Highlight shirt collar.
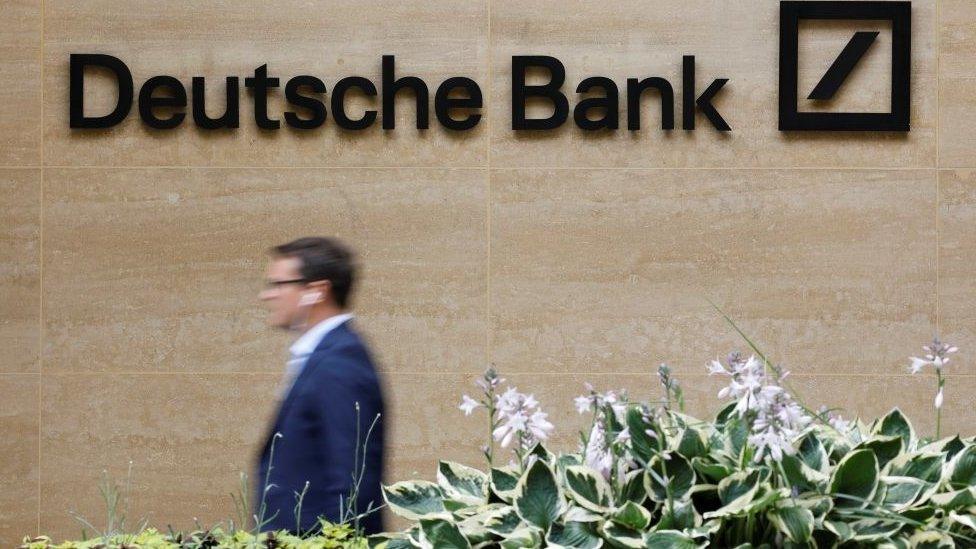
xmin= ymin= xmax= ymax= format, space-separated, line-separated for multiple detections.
xmin=289 ymin=313 xmax=354 ymax=358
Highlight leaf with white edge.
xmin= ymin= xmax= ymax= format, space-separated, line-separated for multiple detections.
xmin=704 ymin=485 xmax=785 ymax=520
xmin=600 ymin=521 xmax=643 ymax=548
xmin=437 ymin=461 xmax=487 ymax=506
xmin=646 ymin=453 xmax=695 ymax=502
xmin=500 ymin=526 xmax=542 ymax=549
xmin=716 ymin=469 xmax=762 ymax=506
xmin=824 ymin=520 xmax=854 ymax=543
xmin=383 ymin=481 xmax=448 ymax=520
xmin=779 ymin=454 xmax=818 ymax=493
xmin=619 ymin=469 xmax=647 ymax=505
xmin=908 ymin=530 xmax=955 ymax=548
xmin=798 ymin=433 xmax=828 ymax=473
xmin=920 ymin=435 xmax=965 ymax=458
xmin=642 ymin=530 xmax=701 ymax=549
xmin=768 ymin=504 xmax=814 ymax=544
xmin=456 ymin=506 xmax=505 ymax=545
xmin=829 ymin=449 xmax=879 ymax=509
xmin=948 ymin=445 xmax=976 ymax=489
xmin=723 ymin=417 xmax=749 ymax=460
xmin=876 ymin=538 xmax=912 ymax=549
xmin=490 ymin=467 xmax=520 ymax=503
xmin=564 ymin=465 xmax=612 ymax=512
xmin=564 ymin=505 xmax=603 ymax=523
xmin=691 ymin=457 xmax=732 ymax=483
xmin=675 ymin=428 xmax=708 ymax=459
xmin=885 ymin=452 xmax=944 ymax=483
xmin=929 ymin=486 xmax=976 ymax=509
xmin=528 ymin=441 xmax=555 ymax=463
xmin=849 ymin=520 xmax=904 ymax=543
xmin=657 ymin=499 xmax=700 ymax=531
xmin=483 ymin=505 xmax=521 ymax=536
xmin=626 ymin=407 xmax=660 ymax=462
xmin=514 ymin=459 xmax=563 ymax=531
xmin=546 ymin=521 xmax=603 ymax=549
xmin=610 ymin=501 xmax=651 ymax=531
xmin=796 ymin=494 xmax=833 ymax=521
xmin=418 ymin=518 xmax=471 ymax=549
xmin=874 ymin=408 xmax=915 ymax=450
xmin=949 ymin=511 xmax=976 ymax=532
xmin=368 ymin=534 xmax=416 ymax=549
xmin=855 ymin=435 xmax=904 ymax=469
xmin=880 ymin=476 xmax=926 ymax=510
xmin=405 ymin=526 xmax=429 ymax=549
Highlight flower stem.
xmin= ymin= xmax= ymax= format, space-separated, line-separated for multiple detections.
xmin=935 ymin=369 xmax=944 ymax=440
xmin=485 ymin=388 xmax=496 ymax=469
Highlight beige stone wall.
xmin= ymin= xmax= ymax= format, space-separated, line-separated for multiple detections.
xmin=1 ymin=0 xmax=975 ymax=544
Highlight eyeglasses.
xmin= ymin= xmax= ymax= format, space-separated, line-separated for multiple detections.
xmin=264 ymin=278 xmax=306 ymax=289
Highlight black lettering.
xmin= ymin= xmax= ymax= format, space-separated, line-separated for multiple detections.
xmin=69 ymin=53 xmax=133 ymax=128
xmin=573 ymin=76 xmax=618 ymax=131
xmin=626 ymin=77 xmax=674 ymax=130
xmin=138 ymin=75 xmax=186 ymax=130
xmin=332 ymin=76 xmax=377 ymax=130
xmin=682 ymin=55 xmax=730 ymax=131
xmin=434 ymin=77 xmax=482 ymax=131
xmin=382 ymin=55 xmax=429 ymax=130
xmin=192 ymin=76 xmax=240 ymax=129
xmin=244 ymin=64 xmax=281 ymax=130
xmin=512 ymin=56 xmax=568 ymax=130
xmin=284 ymin=75 xmax=327 ymax=130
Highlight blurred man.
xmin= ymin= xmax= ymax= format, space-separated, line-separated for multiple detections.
xmin=256 ymin=237 xmax=384 ymax=534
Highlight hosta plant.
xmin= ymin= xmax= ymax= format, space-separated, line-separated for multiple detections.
xmin=374 ymin=342 xmax=976 ymax=548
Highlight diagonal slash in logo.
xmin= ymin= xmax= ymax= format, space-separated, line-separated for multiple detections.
xmin=808 ymin=31 xmax=879 ymax=100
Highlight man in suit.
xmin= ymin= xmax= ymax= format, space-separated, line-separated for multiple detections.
xmin=256 ymin=237 xmax=385 ymax=535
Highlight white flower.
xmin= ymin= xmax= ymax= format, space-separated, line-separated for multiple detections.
xmin=583 ymin=422 xmax=613 ymax=479
xmin=828 ymin=414 xmax=851 ymax=433
xmin=459 ymin=395 xmax=481 ymax=416
xmin=909 ymin=338 xmax=958 ymax=374
xmin=711 ymin=351 xmax=810 ymax=462
xmin=492 ymin=411 xmax=527 ymax=448
xmin=614 ymin=427 xmax=631 ymax=445
xmin=490 ymin=386 xmax=553 ymax=450
xmin=935 ymin=388 xmax=944 ymax=409
xmin=496 ymin=387 xmax=521 ymax=412
xmin=707 ymin=359 xmax=728 ymax=376
xmin=526 ymin=410 xmax=554 ymax=441
xmin=574 ymin=395 xmax=592 ymax=414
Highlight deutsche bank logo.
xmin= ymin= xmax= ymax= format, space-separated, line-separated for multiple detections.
xmin=779 ymin=1 xmax=911 ymax=131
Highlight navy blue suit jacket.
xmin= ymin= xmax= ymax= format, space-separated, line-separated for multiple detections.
xmin=256 ymin=320 xmax=385 ymax=534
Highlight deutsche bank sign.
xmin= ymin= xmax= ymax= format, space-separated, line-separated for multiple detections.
xmin=67 ymin=1 xmax=912 ymax=134
xmin=779 ymin=1 xmax=911 ymax=131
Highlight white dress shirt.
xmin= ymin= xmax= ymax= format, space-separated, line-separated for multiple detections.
xmin=280 ymin=313 xmax=354 ymax=397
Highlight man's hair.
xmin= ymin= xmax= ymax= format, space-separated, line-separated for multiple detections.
xmin=271 ymin=237 xmax=357 ymax=308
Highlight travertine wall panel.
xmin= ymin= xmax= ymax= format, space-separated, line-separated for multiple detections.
xmin=0 ymin=0 xmax=972 ymax=545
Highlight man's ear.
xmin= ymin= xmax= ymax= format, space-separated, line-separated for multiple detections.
xmin=307 ymin=280 xmax=333 ymax=303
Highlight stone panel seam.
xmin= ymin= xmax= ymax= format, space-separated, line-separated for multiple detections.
xmin=37 ymin=0 xmax=44 ymax=535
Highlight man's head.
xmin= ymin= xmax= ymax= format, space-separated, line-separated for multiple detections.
xmin=259 ymin=236 xmax=357 ymax=330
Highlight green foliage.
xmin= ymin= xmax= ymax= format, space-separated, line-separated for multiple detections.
xmin=378 ymin=405 xmax=976 ymax=548
xmin=21 ymin=523 xmax=368 ymax=549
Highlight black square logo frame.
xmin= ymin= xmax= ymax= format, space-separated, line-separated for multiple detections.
xmin=779 ymin=1 xmax=911 ymax=131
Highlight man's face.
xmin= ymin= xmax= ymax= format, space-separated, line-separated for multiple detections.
xmin=259 ymin=256 xmax=307 ymax=329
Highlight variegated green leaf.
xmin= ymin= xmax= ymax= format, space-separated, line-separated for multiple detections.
xmin=437 ymin=461 xmax=487 ymax=506
xmin=383 ymin=481 xmax=448 ymax=521
xmin=829 ymin=449 xmax=879 ymax=509
xmin=514 ymin=460 xmax=563 ymax=531
xmin=564 ymin=465 xmax=612 ymax=512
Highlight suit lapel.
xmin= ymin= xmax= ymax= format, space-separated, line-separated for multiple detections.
xmin=259 ymin=320 xmax=353 ymax=455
